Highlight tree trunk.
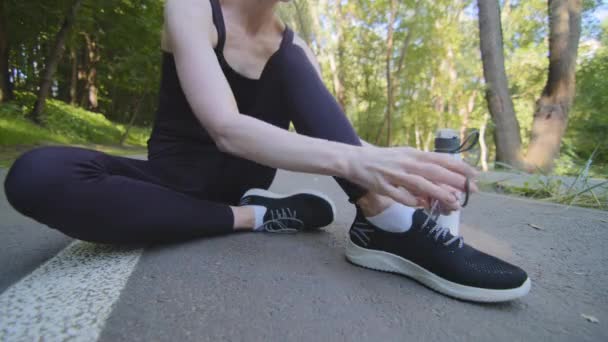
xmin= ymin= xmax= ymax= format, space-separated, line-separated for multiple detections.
xmin=479 ymin=112 xmax=490 ymax=171
xmin=384 ymin=0 xmax=398 ymax=146
xmin=525 ymin=0 xmax=582 ymax=172
xmin=30 ymin=41 xmax=39 ymax=89
xmin=69 ymin=47 xmax=78 ymax=105
xmin=434 ymin=95 xmax=445 ymax=124
xmin=459 ymin=90 xmax=478 ymax=140
xmin=120 ymin=95 xmax=145 ymax=146
xmin=445 ymin=47 xmax=458 ymax=129
xmin=328 ymin=0 xmax=346 ymax=109
xmin=292 ymin=0 xmax=312 ymax=45
xmin=308 ymin=0 xmax=327 ymax=58
xmin=373 ymin=118 xmax=385 ymax=145
xmin=308 ymin=0 xmax=344 ymax=109
xmin=328 ymin=54 xmax=343 ymax=106
xmin=82 ymin=33 xmax=99 ymax=111
xmin=0 ymin=0 xmax=12 ymax=102
xmin=87 ymin=67 xmax=98 ymax=110
xmin=477 ymin=0 xmax=523 ymax=168
xmin=77 ymin=43 xmax=87 ymax=106
xmin=373 ymin=6 xmax=416 ymax=147
xmin=423 ymin=131 xmax=433 ymax=152
xmin=395 ymin=27 xmax=415 ymax=76
xmin=30 ymin=0 xmax=83 ymax=123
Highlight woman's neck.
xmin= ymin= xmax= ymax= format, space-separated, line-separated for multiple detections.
xmin=223 ymin=0 xmax=281 ymax=35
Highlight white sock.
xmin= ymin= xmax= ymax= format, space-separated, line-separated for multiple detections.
xmin=251 ymin=205 xmax=267 ymax=231
xmin=366 ymin=202 xmax=416 ymax=233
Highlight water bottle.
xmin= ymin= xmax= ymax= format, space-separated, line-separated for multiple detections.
xmin=434 ymin=129 xmax=462 ymax=236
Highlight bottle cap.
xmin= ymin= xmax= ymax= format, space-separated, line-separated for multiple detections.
xmin=434 ymin=128 xmax=460 ymax=153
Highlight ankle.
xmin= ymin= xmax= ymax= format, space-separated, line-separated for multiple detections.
xmin=231 ymin=206 xmax=256 ymax=231
xmin=356 ymin=193 xmax=394 ymax=217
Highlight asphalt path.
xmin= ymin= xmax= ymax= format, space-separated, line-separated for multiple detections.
xmin=1 ymin=167 xmax=607 ymax=341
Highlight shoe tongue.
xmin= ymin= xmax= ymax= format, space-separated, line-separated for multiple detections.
xmin=411 ymin=208 xmax=449 ymax=231
xmin=411 ymin=209 xmax=430 ymax=230
xmin=412 ymin=209 xmax=462 ymax=245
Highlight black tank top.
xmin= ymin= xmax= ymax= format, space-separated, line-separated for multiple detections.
xmin=148 ymin=0 xmax=294 ymax=160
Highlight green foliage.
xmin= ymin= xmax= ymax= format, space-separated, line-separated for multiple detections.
xmin=278 ymin=0 xmax=607 ymax=177
xmin=568 ymin=53 xmax=608 ymax=164
xmin=91 ymin=0 xmax=164 ymax=123
xmin=0 ymin=117 xmax=70 ymax=146
xmin=484 ymin=172 xmax=607 ymax=211
xmin=5 ymin=0 xmax=163 ymax=125
xmin=491 ymin=181 xmax=608 ymax=211
xmin=0 ymin=92 xmax=150 ymax=147
xmin=484 ymin=146 xmax=607 ymax=210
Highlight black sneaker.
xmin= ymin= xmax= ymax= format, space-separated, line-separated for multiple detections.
xmin=239 ymin=189 xmax=336 ymax=233
xmin=346 ymin=208 xmax=531 ymax=302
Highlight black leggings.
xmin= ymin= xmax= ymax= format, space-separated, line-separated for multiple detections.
xmin=5 ymin=146 xmax=240 ymax=244
xmin=4 ymin=113 xmax=367 ymax=245
xmin=4 ymin=140 xmax=364 ymax=244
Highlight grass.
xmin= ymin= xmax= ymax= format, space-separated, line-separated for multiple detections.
xmin=0 ymin=92 xmax=149 ymax=168
xmin=483 ymin=151 xmax=608 ymax=210
xmin=480 ymin=180 xmax=608 ymax=211
xmin=553 ymin=150 xmax=608 ymax=179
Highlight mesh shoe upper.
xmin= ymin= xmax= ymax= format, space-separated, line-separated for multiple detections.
xmin=240 ymin=191 xmax=334 ymax=232
xmin=349 ymin=208 xmax=528 ymax=290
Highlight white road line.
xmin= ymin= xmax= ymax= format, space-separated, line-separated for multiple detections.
xmin=0 ymin=241 xmax=142 ymax=341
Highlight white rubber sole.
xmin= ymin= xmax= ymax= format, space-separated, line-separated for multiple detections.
xmin=241 ymin=188 xmax=337 ymax=227
xmin=345 ymin=239 xmax=531 ymax=303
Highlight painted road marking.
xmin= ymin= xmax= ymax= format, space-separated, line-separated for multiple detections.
xmin=0 ymin=241 xmax=142 ymax=341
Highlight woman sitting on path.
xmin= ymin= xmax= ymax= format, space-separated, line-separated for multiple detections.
xmin=4 ymin=0 xmax=530 ymax=302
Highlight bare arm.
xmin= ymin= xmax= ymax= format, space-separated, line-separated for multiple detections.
xmin=165 ymin=0 xmax=477 ymax=210
xmin=165 ymin=0 xmax=356 ymax=178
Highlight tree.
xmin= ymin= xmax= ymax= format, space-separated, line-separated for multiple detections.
xmin=80 ymin=32 xmax=100 ymax=111
xmin=29 ymin=0 xmax=84 ymax=124
xmin=0 ymin=0 xmax=12 ymax=102
xmin=525 ymin=0 xmax=583 ymax=172
xmin=477 ymin=0 xmax=523 ymax=168
xmin=384 ymin=0 xmax=398 ymax=146
xmin=566 ymin=19 xmax=608 ymax=165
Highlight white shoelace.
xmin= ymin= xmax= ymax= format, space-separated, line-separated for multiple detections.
xmin=423 ymin=201 xmax=464 ymax=248
xmin=262 ymin=208 xmax=304 ymax=233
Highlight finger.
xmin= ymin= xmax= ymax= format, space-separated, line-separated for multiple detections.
xmin=381 ymin=183 xmax=419 ymax=207
xmin=417 ymin=196 xmax=430 ymax=209
xmin=440 ymin=184 xmax=460 ymax=201
xmin=438 ymin=184 xmax=459 ymax=215
xmin=407 ymin=162 xmax=468 ymax=193
xmin=391 ymin=173 xmax=460 ymax=211
xmin=418 ymin=152 xmax=479 ymax=179
xmin=470 ymin=179 xmax=479 ymax=193
xmin=439 ymin=206 xmax=452 ymax=216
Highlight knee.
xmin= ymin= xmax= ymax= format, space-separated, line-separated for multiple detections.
xmin=4 ymin=147 xmax=68 ymax=216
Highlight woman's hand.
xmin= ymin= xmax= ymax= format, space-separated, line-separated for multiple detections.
xmin=347 ymin=145 xmax=479 ymax=211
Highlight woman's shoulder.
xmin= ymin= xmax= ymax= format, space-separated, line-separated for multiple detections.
xmin=162 ymin=0 xmax=217 ymax=53
xmin=164 ymin=0 xmax=213 ymax=23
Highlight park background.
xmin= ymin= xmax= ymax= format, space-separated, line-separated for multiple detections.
xmin=0 ymin=0 xmax=606 ymax=209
